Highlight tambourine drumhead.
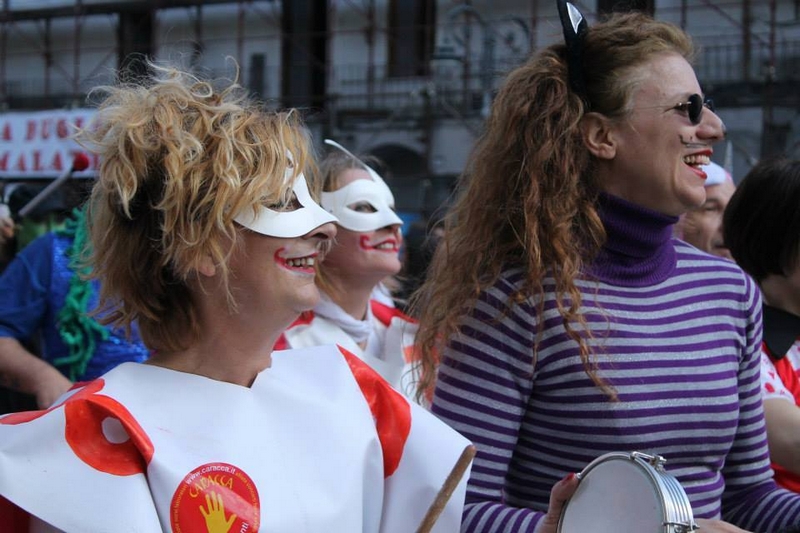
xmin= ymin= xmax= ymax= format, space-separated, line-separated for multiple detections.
xmin=557 ymin=452 xmax=696 ymax=533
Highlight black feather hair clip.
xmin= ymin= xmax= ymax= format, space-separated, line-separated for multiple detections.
xmin=557 ymin=0 xmax=589 ymax=101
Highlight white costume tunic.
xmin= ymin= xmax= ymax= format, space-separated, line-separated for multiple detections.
xmin=0 ymin=345 xmax=471 ymax=533
xmin=277 ymin=296 xmax=419 ymax=400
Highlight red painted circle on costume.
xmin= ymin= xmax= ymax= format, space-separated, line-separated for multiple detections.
xmin=171 ymin=462 xmax=260 ymax=533
xmin=338 ymin=346 xmax=412 ymax=477
xmin=1 ymin=379 xmax=155 ymax=476
xmin=64 ymin=393 xmax=154 ymax=476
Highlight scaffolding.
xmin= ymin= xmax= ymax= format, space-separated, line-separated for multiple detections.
xmin=1 ymin=0 xmax=799 ymax=177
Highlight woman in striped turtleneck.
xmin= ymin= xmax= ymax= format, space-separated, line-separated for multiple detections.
xmin=412 ymin=5 xmax=800 ymax=533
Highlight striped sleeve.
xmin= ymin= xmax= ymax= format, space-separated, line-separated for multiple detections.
xmin=721 ymin=274 xmax=800 ymax=531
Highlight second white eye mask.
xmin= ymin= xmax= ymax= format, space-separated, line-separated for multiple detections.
xmin=321 ymin=140 xmax=403 ymax=232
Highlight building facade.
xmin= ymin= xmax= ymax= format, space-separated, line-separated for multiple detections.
xmin=1 ymin=0 xmax=800 ymax=214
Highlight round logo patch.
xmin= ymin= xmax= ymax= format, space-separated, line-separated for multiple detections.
xmin=171 ymin=462 xmax=260 ymax=533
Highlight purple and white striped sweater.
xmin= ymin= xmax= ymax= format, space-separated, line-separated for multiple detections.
xmin=431 ymin=194 xmax=800 ymax=532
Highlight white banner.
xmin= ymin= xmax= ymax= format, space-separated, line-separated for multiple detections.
xmin=0 ymin=109 xmax=97 ymax=179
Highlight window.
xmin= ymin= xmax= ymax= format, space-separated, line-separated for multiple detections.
xmin=387 ymin=0 xmax=436 ymax=78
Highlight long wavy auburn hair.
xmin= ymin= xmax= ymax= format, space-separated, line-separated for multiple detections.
xmin=78 ymin=63 xmax=316 ymax=354
xmin=412 ymin=12 xmax=695 ymax=401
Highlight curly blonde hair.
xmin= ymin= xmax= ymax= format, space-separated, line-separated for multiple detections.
xmin=78 ymin=63 xmax=316 ymax=353
xmin=412 ymin=12 xmax=695 ymax=400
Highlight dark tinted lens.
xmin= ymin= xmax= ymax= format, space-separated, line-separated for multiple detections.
xmin=688 ymin=94 xmax=703 ymax=124
xmin=703 ymin=97 xmax=715 ymax=112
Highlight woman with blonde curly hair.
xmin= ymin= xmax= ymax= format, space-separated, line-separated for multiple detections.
xmin=0 ymin=64 xmax=471 ymax=532
xmin=413 ymin=2 xmax=800 ymax=532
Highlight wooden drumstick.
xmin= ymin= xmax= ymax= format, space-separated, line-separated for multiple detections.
xmin=416 ymin=444 xmax=476 ymax=533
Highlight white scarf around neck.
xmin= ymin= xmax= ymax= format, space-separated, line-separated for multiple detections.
xmin=313 ymin=291 xmax=373 ymax=344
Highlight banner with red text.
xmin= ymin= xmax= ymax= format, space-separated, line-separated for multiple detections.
xmin=0 ymin=109 xmax=97 ymax=179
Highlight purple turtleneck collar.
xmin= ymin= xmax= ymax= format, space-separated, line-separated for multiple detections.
xmin=586 ymin=193 xmax=679 ymax=287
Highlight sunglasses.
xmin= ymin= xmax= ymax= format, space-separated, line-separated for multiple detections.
xmin=671 ymin=94 xmax=715 ymax=125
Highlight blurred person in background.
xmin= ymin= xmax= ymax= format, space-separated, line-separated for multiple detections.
xmin=0 ymin=176 xmax=92 ymax=271
xmin=724 ymin=157 xmax=800 ymax=495
xmin=4 ymin=181 xmax=79 ymax=251
xmin=396 ymin=187 xmax=453 ymax=316
xmin=674 ymin=161 xmax=736 ymax=258
xmin=0 ymin=206 xmax=149 ymax=411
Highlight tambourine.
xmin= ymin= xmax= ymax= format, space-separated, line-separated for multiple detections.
xmin=557 ymin=451 xmax=698 ymax=533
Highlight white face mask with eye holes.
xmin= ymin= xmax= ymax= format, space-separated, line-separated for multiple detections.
xmin=234 ymin=168 xmax=338 ymax=238
xmin=321 ymin=140 xmax=403 ymax=232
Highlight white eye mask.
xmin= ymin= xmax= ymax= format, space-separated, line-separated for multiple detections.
xmin=321 ymin=139 xmax=403 ymax=233
xmin=234 ymin=169 xmax=338 ymax=238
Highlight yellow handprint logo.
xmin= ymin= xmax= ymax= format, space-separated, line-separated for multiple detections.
xmin=171 ymin=463 xmax=259 ymax=533
xmin=200 ymin=491 xmax=237 ymax=533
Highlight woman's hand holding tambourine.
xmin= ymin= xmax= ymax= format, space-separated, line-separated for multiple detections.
xmin=534 ymin=473 xmax=581 ymax=533
xmin=534 ymin=472 xmax=752 ymax=533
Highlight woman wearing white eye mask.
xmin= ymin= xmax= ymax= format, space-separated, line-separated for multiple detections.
xmin=275 ymin=140 xmax=421 ymax=401
xmin=0 ymin=65 xmax=472 ymax=533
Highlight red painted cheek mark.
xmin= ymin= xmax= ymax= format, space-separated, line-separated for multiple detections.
xmin=360 ymin=235 xmax=399 ymax=252
xmin=273 ymin=247 xmax=287 ymax=267
xmin=359 ymin=235 xmax=372 ymax=250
